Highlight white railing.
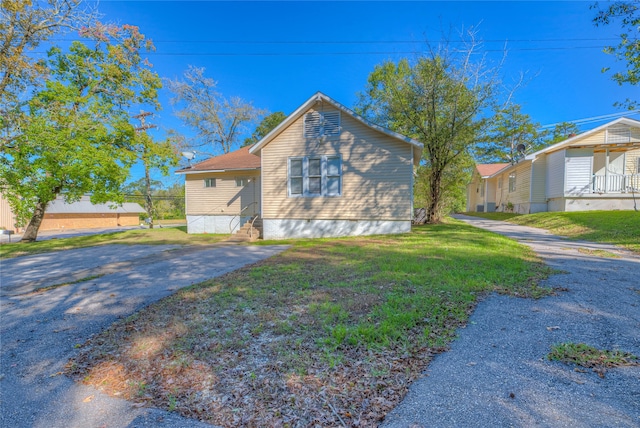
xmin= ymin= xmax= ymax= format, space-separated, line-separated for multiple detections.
xmin=592 ymin=174 xmax=640 ymax=193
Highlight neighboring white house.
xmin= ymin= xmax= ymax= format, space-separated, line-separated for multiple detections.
xmin=177 ymin=92 xmax=424 ymax=239
xmin=467 ymin=117 xmax=640 ymax=213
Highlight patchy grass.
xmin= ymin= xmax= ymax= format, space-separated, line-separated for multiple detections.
xmin=575 ymin=248 xmax=620 ymax=258
xmin=463 ymin=212 xmax=520 ymax=221
xmin=31 ymin=274 xmax=105 ymax=294
xmin=68 ymin=220 xmax=553 ymax=427
xmin=0 ymin=227 xmax=227 ymax=259
xmin=548 ymin=342 xmax=639 ymax=378
xmin=465 ymin=211 xmax=640 ymax=254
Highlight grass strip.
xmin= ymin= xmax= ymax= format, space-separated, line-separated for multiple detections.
xmin=0 ymin=227 xmax=227 ymax=259
xmin=67 ymin=220 xmax=553 ymax=427
xmin=464 ymin=211 xmax=640 ymax=254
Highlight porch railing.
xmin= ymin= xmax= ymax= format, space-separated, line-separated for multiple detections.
xmin=592 ymin=174 xmax=640 ymax=193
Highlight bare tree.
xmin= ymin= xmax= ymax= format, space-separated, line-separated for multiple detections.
xmin=0 ymin=0 xmax=96 ymax=102
xmin=166 ymin=66 xmax=265 ymax=154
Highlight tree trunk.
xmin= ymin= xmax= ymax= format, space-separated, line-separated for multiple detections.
xmin=21 ymin=199 xmax=48 ymax=243
xmin=144 ymin=161 xmax=154 ymax=229
xmin=427 ymin=170 xmax=443 ymax=224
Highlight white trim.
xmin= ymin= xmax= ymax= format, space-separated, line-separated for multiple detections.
xmin=176 ymin=167 xmax=260 ymax=175
xmin=263 ymin=218 xmax=410 ymax=239
xmin=249 ymin=92 xmax=424 ymax=155
xmin=524 ymin=117 xmax=640 ymax=160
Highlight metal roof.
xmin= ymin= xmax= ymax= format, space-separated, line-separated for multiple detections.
xmin=46 ymin=196 xmax=146 ymax=214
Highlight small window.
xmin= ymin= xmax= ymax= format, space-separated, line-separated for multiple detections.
xmin=480 ymin=180 xmax=485 ymax=197
xmin=308 ymin=158 xmax=322 ymax=194
xmin=204 ymin=178 xmax=216 ymax=188
xmin=235 ymin=177 xmax=249 ymax=187
xmin=508 ymin=173 xmax=516 ymax=193
xmin=290 ymin=158 xmax=303 ymax=195
xmin=304 ymin=111 xmax=341 ymax=138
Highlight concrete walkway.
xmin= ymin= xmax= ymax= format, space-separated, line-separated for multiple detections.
xmin=384 ymin=214 xmax=640 ymax=427
xmin=0 ymin=243 xmax=288 ymax=428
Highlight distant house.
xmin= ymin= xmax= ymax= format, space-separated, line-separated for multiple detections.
xmin=467 ymin=117 xmax=640 ymax=213
xmin=0 ymin=194 xmax=145 ymax=232
xmin=177 ymin=92 xmax=423 ymax=239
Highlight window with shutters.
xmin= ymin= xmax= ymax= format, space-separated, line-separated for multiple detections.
xmin=204 ymin=178 xmax=216 ymax=188
xmin=303 ymin=111 xmax=341 ymax=138
xmin=288 ymin=156 xmax=342 ymax=197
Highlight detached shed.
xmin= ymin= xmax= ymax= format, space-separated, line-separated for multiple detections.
xmin=0 ymin=194 xmax=145 ymax=232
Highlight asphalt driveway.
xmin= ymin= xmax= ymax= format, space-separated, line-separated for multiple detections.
xmin=384 ymin=214 xmax=640 ymax=427
xmin=0 ymin=243 xmax=288 ymax=428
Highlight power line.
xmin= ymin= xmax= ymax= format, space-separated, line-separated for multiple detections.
xmin=30 ymin=45 xmax=610 ymax=57
xmin=542 ymin=110 xmax=640 ymax=128
xmin=48 ymin=37 xmax=620 ymax=44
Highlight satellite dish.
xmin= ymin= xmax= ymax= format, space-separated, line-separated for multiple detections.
xmin=181 ymin=151 xmax=196 ymax=167
xmin=516 ymin=144 xmax=527 ymax=154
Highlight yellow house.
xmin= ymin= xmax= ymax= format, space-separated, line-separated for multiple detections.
xmin=178 ymin=92 xmax=423 ymax=239
xmin=467 ymin=117 xmax=640 ymax=213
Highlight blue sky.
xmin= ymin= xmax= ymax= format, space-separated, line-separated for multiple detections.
xmin=90 ymin=1 xmax=638 ymax=184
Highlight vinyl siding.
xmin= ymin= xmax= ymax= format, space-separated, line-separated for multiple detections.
xmin=0 ymin=192 xmax=18 ymax=231
xmin=546 ymin=150 xmax=565 ymax=198
xmin=579 ymin=130 xmax=606 ymax=145
xmin=530 ymin=155 xmax=547 ymax=203
xmin=565 ymin=148 xmax=593 ymax=195
xmin=260 ymin=106 xmax=413 ymax=221
xmin=625 ymin=149 xmax=640 ymax=174
xmin=508 ymin=162 xmax=532 ymax=205
xmin=185 ymin=171 xmax=260 ymax=216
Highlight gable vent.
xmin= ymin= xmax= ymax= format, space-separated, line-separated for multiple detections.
xmin=304 ymin=111 xmax=340 ymax=138
xmin=607 ymin=126 xmax=631 ymax=144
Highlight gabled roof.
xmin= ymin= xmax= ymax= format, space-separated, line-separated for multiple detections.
xmin=525 ymin=117 xmax=640 ymax=160
xmin=46 ymin=196 xmax=145 ymax=214
xmin=476 ymin=163 xmax=509 ymax=177
xmin=176 ymin=145 xmax=261 ymax=174
xmin=249 ymin=92 xmax=424 ymax=164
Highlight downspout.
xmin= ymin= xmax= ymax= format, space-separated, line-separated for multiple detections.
xmin=484 ymin=178 xmax=489 ymax=213
xmin=605 ymin=148 xmax=610 ymax=193
xmin=528 ymin=158 xmax=535 ymax=214
xmin=410 ymin=146 xmax=415 ymax=220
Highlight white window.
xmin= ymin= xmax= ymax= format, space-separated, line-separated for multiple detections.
xmin=508 ymin=173 xmax=516 ymax=193
xmin=204 ymin=178 xmax=216 ymax=188
xmin=303 ymin=111 xmax=341 ymax=138
xmin=235 ymin=177 xmax=249 ymax=187
xmin=288 ymin=155 xmax=342 ymax=197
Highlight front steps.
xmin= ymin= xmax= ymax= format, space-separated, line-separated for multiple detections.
xmin=228 ymin=216 xmax=263 ymax=242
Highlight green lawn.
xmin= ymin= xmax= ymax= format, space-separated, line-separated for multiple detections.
xmin=0 ymin=227 xmax=227 ymax=259
xmin=68 ymin=219 xmax=553 ymax=427
xmin=464 ymin=211 xmax=640 ymax=254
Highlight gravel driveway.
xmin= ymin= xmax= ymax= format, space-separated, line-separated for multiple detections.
xmin=384 ymin=215 xmax=640 ymax=427
xmin=0 ymin=243 xmax=288 ymax=428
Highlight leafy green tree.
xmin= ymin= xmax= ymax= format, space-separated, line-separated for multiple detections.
xmin=357 ymin=49 xmax=496 ymax=223
xmin=0 ymin=24 xmax=162 ymax=242
xmin=242 ymin=111 xmax=286 ymax=147
xmin=167 ymin=66 xmax=266 ymax=154
xmin=476 ymin=104 xmax=545 ymax=164
xmin=546 ymin=121 xmax=581 ymax=144
xmin=1 ymin=0 xmax=96 ymax=153
xmin=593 ymin=0 xmax=640 ymax=109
